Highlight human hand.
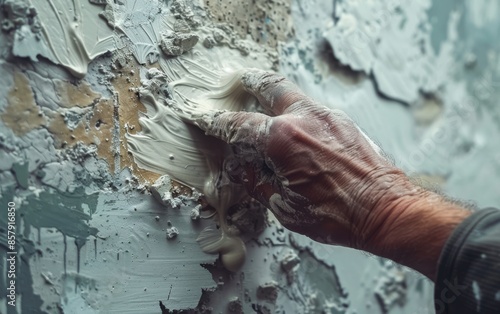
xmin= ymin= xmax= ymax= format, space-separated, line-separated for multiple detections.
xmin=196 ymin=69 xmax=425 ymax=250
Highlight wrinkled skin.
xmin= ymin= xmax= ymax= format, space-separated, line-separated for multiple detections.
xmin=197 ymin=69 xmax=423 ymax=249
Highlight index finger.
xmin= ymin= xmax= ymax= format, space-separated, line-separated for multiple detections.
xmin=241 ymin=69 xmax=316 ymax=116
xmin=196 ymin=110 xmax=271 ymax=146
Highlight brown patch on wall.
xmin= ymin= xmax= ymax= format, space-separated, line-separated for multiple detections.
xmin=1 ymin=72 xmax=46 ymax=136
xmin=47 ymin=99 xmax=115 ymax=169
xmin=204 ymin=0 xmax=293 ymax=48
xmin=55 ymin=79 xmax=102 ymax=108
xmin=111 ymin=63 xmax=161 ymax=184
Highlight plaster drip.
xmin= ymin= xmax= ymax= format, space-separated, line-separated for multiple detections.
xmin=127 ymin=66 xmax=259 ymax=271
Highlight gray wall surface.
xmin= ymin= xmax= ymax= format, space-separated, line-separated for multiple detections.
xmin=1 ymin=0 xmax=499 ymax=313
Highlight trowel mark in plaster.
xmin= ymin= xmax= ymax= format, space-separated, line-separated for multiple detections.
xmin=98 ymin=0 xmax=167 ymax=65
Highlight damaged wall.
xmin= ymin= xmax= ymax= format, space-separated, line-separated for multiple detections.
xmin=1 ymin=0 xmax=500 ymax=313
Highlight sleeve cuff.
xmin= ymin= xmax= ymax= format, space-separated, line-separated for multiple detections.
xmin=434 ymin=207 xmax=500 ymax=314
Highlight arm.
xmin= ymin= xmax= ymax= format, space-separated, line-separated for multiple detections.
xmin=363 ymin=189 xmax=471 ymax=280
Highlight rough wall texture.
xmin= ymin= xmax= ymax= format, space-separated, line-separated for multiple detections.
xmin=1 ymin=0 xmax=499 ymax=313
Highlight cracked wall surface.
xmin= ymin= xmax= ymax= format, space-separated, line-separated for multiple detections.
xmin=1 ymin=0 xmax=500 ymax=313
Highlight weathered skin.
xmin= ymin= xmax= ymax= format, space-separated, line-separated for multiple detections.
xmin=196 ymin=69 xmax=424 ymax=249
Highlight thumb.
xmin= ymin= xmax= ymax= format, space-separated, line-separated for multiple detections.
xmin=196 ymin=110 xmax=271 ymax=146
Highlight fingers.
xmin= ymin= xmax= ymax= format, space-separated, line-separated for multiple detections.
xmin=196 ymin=110 xmax=270 ymax=146
xmin=223 ymin=157 xmax=277 ymax=206
xmin=241 ymin=69 xmax=315 ymax=116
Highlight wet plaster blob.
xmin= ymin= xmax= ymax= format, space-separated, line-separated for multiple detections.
xmin=127 ymin=67 xmax=259 ymax=271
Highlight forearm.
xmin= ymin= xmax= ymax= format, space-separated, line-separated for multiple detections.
xmin=362 ymin=189 xmax=472 ymax=280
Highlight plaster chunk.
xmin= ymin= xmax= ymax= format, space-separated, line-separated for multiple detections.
xmin=257 ymin=281 xmax=279 ymax=303
xmin=160 ymin=31 xmax=199 ymax=57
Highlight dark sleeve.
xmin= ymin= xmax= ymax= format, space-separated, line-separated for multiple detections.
xmin=434 ymin=208 xmax=500 ymax=314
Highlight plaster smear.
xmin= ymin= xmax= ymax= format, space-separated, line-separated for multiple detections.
xmin=98 ymin=0 xmax=167 ymax=65
xmin=11 ymin=0 xmax=116 ymax=77
xmin=128 ymin=65 xmax=260 ymax=271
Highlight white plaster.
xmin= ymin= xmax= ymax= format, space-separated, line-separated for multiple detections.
xmin=20 ymin=0 xmax=116 ymax=77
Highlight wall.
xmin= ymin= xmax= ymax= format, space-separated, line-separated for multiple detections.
xmin=1 ymin=0 xmax=499 ymax=313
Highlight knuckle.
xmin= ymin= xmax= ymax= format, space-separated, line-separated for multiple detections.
xmin=223 ymin=112 xmax=254 ymax=144
xmin=284 ymin=98 xmax=314 ymax=113
xmin=267 ymin=118 xmax=300 ymax=148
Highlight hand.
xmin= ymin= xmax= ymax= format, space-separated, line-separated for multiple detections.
xmin=196 ymin=69 xmax=422 ymax=249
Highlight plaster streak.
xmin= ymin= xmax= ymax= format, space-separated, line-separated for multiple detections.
xmin=24 ymin=0 xmax=116 ymax=78
xmin=102 ymin=0 xmax=167 ymax=64
xmin=111 ymin=62 xmax=163 ymax=184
